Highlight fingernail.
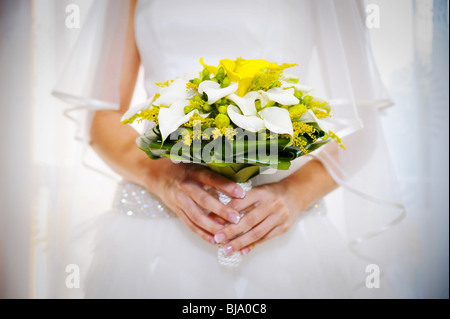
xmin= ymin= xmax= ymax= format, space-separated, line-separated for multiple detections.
xmin=222 ymin=244 xmax=233 ymax=255
xmin=241 ymin=247 xmax=250 ymax=256
xmin=214 ymin=233 xmax=226 ymax=244
xmin=233 ymin=187 xmax=245 ymax=198
xmin=209 ymin=237 xmax=217 ymax=245
xmin=228 ymin=212 xmax=240 ymax=224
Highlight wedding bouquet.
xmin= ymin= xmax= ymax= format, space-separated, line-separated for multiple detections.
xmin=121 ymin=58 xmax=344 ymax=267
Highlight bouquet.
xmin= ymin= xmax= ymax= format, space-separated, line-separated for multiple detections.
xmin=121 ymin=58 xmax=344 ymax=267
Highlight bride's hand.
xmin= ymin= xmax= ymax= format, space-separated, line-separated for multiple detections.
xmin=212 ymin=159 xmax=337 ymax=256
xmin=142 ymin=159 xmax=245 ymax=244
xmin=213 ymin=182 xmax=304 ymax=256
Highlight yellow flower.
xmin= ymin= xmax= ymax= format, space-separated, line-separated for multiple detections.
xmin=224 ymin=127 xmax=237 ymax=140
xmin=200 ymin=58 xmax=219 ymax=76
xmin=192 ymin=127 xmax=202 ymax=141
xmin=182 ymin=132 xmax=192 ymax=146
xmin=247 ymin=70 xmax=282 ymax=92
xmin=200 ymin=57 xmax=297 ymax=97
xmin=183 ymin=113 xmax=214 ymax=129
xmin=210 ymin=128 xmax=223 ymax=140
xmin=186 ymin=81 xmax=199 ymax=91
xmin=288 ymin=104 xmax=308 ymax=121
xmin=155 ymin=80 xmax=173 ymax=88
xmin=309 ymin=99 xmax=331 ymax=119
xmin=329 ymin=131 xmax=346 ymax=150
xmin=121 ymin=106 xmax=160 ymax=125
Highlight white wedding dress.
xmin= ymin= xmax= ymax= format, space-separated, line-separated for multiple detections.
xmin=54 ymin=0 xmax=413 ymax=299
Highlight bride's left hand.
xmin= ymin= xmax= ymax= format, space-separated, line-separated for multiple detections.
xmin=213 ymin=159 xmax=337 ymax=256
xmin=213 ymin=182 xmax=306 ymax=256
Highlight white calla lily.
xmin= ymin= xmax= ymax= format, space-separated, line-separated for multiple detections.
xmin=227 ymin=92 xmax=261 ymax=116
xmin=227 ymin=90 xmax=295 ymax=138
xmin=120 ymin=97 xmax=154 ymax=123
xmin=299 ymin=109 xmax=329 ymax=133
xmin=158 ymin=100 xmax=194 ymax=141
xmin=153 ymin=78 xmax=194 ymax=107
xmin=227 ymin=105 xmax=265 ymax=132
xmin=258 ymin=107 xmax=294 ymax=138
xmin=259 ymin=87 xmax=299 ymax=106
xmin=280 ymin=79 xmax=313 ymax=93
xmin=198 ymin=81 xmax=238 ymax=104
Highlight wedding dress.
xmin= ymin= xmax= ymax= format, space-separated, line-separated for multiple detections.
xmin=53 ymin=0 xmax=412 ymax=298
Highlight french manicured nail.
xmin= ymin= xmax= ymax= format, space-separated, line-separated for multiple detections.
xmin=209 ymin=237 xmax=217 ymax=245
xmin=222 ymin=244 xmax=233 ymax=255
xmin=228 ymin=212 xmax=240 ymax=224
xmin=241 ymin=247 xmax=250 ymax=256
xmin=233 ymin=187 xmax=245 ymax=198
xmin=214 ymin=233 xmax=226 ymax=244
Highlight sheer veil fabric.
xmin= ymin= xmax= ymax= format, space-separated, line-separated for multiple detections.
xmin=53 ymin=0 xmax=414 ymax=298
xmin=52 ymin=0 xmax=130 ymax=143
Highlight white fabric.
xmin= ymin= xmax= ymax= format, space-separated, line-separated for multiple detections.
xmin=52 ymin=0 xmax=130 ymax=143
xmin=80 ymin=184 xmax=364 ymax=298
xmin=49 ymin=0 xmax=423 ymax=298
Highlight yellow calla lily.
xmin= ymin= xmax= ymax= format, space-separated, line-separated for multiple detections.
xmin=199 ymin=57 xmax=297 ymax=97
xmin=199 ymin=58 xmax=218 ymax=76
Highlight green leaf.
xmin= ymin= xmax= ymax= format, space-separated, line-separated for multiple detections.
xmin=231 ymin=165 xmax=261 ymax=183
xmin=208 ymin=165 xmax=237 ymax=179
xmin=306 ymin=139 xmax=331 ymax=153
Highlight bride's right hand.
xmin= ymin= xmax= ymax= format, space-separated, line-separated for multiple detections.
xmin=142 ymin=158 xmax=245 ymax=244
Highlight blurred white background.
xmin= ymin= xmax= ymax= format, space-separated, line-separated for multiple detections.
xmin=0 ymin=0 xmax=448 ymax=298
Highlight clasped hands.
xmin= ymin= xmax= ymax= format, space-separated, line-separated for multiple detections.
xmin=144 ymin=160 xmax=303 ymax=256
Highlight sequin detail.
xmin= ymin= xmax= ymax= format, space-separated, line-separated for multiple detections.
xmin=112 ymin=181 xmax=325 ymax=220
xmin=113 ymin=182 xmax=175 ymax=219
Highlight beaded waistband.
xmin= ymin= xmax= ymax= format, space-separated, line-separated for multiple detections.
xmin=112 ymin=181 xmax=327 ymax=219
xmin=113 ymin=182 xmax=175 ymax=219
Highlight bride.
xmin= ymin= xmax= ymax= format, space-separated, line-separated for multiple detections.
xmin=54 ymin=0 xmax=410 ymax=298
